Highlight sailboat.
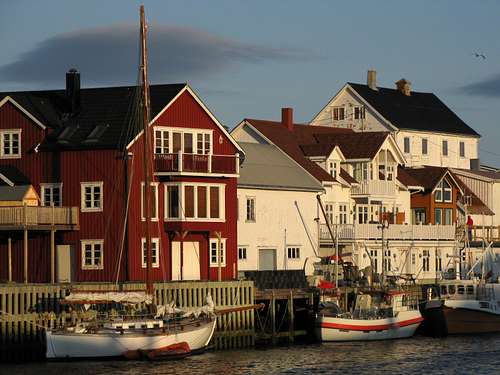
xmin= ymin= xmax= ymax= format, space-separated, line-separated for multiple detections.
xmin=45 ymin=6 xmax=216 ymax=359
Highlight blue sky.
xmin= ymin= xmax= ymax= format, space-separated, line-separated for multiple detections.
xmin=1 ymin=1 xmax=500 ymax=165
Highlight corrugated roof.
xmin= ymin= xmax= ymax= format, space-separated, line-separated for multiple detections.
xmin=348 ymin=82 xmax=480 ymax=137
xmin=237 ymin=142 xmax=323 ymax=192
xmin=0 ymin=84 xmax=186 ymax=150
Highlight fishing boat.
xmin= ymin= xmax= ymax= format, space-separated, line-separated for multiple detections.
xmin=45 ymin=6 xmax=216 ymax=360
xmin=315 ymin=291 xmax=423 ymax=341
xmin=421 ymin=243 xmax=500 ymax=336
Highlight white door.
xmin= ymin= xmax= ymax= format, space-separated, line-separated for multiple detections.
xmin=56 ymin=245 xmax=73 ymax=283
xmin=171 ymin=241 xmax=201 ymax=281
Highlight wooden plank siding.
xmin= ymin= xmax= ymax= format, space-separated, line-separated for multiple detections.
xmin=0 ymin=281 xmax=255 ymax=361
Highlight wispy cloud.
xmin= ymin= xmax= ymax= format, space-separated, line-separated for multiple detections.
xmin=460 ymin=73 xmax=500 ymax=97
xmin=0 ymin=23 xmax=312 ymax=87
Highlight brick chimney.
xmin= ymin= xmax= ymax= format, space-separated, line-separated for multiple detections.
xmin=395 ymin=78 xmax=411 ymax=96
xmin=367 ymin=69 xmax=377 ymax=91
xmin=282 ymin=107 xmax=294 ymax=132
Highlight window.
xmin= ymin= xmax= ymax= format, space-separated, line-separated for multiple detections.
xmin=435 ymin=180 xmax=452 ymax=203
xmin=238 ymin=246 xmax=247 ymax=261
xmin=339 ymin=204 xmax=348 ymax=224
xmin=444 ymin=208 xmax=453 ymax=225
xmin=423 ymin=255 xmax=430 ymax=272
xmin=386 ymin=165 xmax=394 ymax=181
xmin=154 ymin=128 xmax=212 ymax=155
xmin=353 ymin=162 xmax=369 ymax=181
xmin=332 ymin=106 xmax=345 ymax=121
xmin=414 ymin=208 xmax=426 ymax=224
xmin=81 ymin=182 xmax=103 ymax=212
xmin=383 ymin=250 xmax=391 ymax=271
xmin=353 ymin=106 xmax=365 ymax=120
xmin=81 ymin=240 xmax=103 ymax=270
xmin=166 ymin=185 xmax=180 ymax=219
xmin=422 ymin=138 xmax=428 ymax=155
xmin=403 ymin=137 xmax=410 ymax=154
xmin=246 ymin=197 xmax=256 ymax=222
xmin=141 ymin=237 xmax=159 ymax=268
xmin=0 ymin=130 xmax=21 ymax=158
xmin=325 ymin=203 xmax=334 ymax=225
xmin=357 ymin=205 xmax=368 ymax=224
xmin=154 ymin=130 xmax=169 ymax=154
xmin=141 ymin=182 xmax=158 ymax=221
xmin=41 ymin=183 xmax=62 ymax=207
xmin=412 ymin=254 xmax=416 ymax=265
xmin=442 ymin=140 xmax=448 ymax=156
xmin=287 ymin=247 xmax=301 ymax=260
xmin=328 ymin=161 xmax=337 ymax=178
xmin=164 ymin=183 xmax=224 ymax=221
xmin=460 ymin=141 xmax=465 ymax=158
xmin=210 ymin=238 xmax=226 ymax=267
xmin=435 ymin=257 xmax=442 ymax=272
xmin=435 ymin=208 xmax=442 ymax=225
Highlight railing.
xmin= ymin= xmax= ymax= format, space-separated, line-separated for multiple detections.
xmin=470 ymin=225 xmax=500 ymax=242
xmin=320 ymin=223 xmax=456 ymax=241
xmin=351 ymin=180 xmax=396 ymax=196
xmin=0 ymin=206 xmax=79 ymax=227
xmin=154 ymin=152 xmax=239 ymax=174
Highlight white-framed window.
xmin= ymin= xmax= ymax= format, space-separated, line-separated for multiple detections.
xmin=435 ymin=256 xmax=442 ymax=272
xmin=423 ymin=252 xmax=430 ymax=272
xmin=442 ymin=140 xmax=448 ymax=157
xmin=81 ymin=240 xmax=103 ymax=270
xmin=370 ymin=249 xmax=378 ymax=271
xmin=246 ymin=197 xmax=256 ymax=222
xmin=331 ymin=106 xmax=345 ymax=121
xmin=0 ymin=129 xmax=21 ymax=159
xmin=353 ymin=162 xmax=369 ymax=181
xmin=287 ymin=246 xmax=301 ymax=260
xmin=328 ymin=161 xmax=337 ymax=178
xmin=411 ymin=253 xmax=416 ymax=265
xmin=422 ymin=138 xmax=428 ymax=155
xmin=353 ymin=106 xmax=365 ymax=120
xmin=210 ymin=238 xmax=226 ymax=267
xmin=339 ymin=204 xmax=348 ymax=224
xmin=444 ymin=208 xmax=453 ymax=225
xmin=40 ymin=183 xmax=62 ymax=207
xmin=154 ymin=127 xmax=212 ymax=155
xmin=403 ymin=137 xmax=410 ymax=154
xmin=164 ymin=182 xmax=225 ymax=221
xmin=238 ymin=246 xmax=247 ymax=261
xmin=383 ymin=250 xmax=391 ymax=271
xmin=357 ymin=205 xmax=369 ymax=224
xmin=141 ymin=237 xmax=160 ymax=268
xmin=459 ymin=141 xmax=465 ymax=158
xmin=386 ymin=165 xmax=394 ymax=181
xmin=141 ymin=182 xmax=159 ymax=221
xmin=434 ymin=179 xmax=452 ymax=203
xmin=435 ymin=208 xmax=442 ymax=225
xmin=325 ymin=203 xmax=334 ymax=225
xmin=81 ymin=182 xmax=103 ymax=212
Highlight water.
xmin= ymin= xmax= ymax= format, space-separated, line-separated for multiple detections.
xmin=4 ymin=335 xmax=500 ymax=375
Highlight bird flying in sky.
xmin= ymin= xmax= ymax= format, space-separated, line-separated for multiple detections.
xmin=472 ymin=52 xmax=486 ymax=60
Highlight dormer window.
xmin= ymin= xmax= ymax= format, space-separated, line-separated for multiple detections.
xmin=434 ymin=179 xmax=452 ymax=203
xmin=154 ymin=128 xmax=212 ymax=155
xmin=328 ymin=161 xmax=338 ymax=178
xmin=0 ymin=129 xmax=21 ymax=159
xmin=331 ymin=106 xmax=345 ymax=121
xmin=353 ymin=106 xmax=365 ymax=120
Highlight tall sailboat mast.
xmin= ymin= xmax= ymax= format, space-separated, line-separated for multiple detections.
xmin=140 ymin=5 xmax=153 ymax=295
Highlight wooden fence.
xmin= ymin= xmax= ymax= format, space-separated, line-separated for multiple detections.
xmin=0 ymin=280 xmax=255 ymax=362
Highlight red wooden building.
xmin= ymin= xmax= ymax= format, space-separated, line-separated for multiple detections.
xmin=0 ymin=70 xmax=242 ymax=283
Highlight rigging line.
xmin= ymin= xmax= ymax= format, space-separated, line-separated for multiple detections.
xmin=114 ymin=154 xmax=135 ymax=285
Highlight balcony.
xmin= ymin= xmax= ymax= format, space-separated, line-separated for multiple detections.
xmin=0 ymin=206 xmax=80 ymax=231
xmin=320 ymin=223 xmax=456 ymax=242
xmin=154 ymin=152 xmax=239 ymax=176
xmin=351 ymin=180 xmax=396 ymax=197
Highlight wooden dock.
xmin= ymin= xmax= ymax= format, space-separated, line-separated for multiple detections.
xmin=0 ymin=280 xmax=255 ymax=362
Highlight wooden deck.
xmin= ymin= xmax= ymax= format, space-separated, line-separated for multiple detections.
xmin=0 ymin=206 xmax=79 ymax=231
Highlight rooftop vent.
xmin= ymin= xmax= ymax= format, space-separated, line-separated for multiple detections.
xmin=84 ymin=124 xmax=109 ymax=143
xmin=367 ymin=70 xmax=377 ymax=91
xmin=281 ymin=107 xmax=294 ymax=132
xmin=66 ymin=68 xmax=81 ymax=114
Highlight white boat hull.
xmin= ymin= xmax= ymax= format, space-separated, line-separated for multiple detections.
xmin=315 ymin=310 xmax=423 ymax=341
xmin=46 ymin=318 xmax=216 ymax=359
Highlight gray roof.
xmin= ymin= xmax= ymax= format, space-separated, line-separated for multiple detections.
xmin=0 ymin=185 xmax=31 ymax=200
xmin=238 ymin=142 xmax=324 ymax=192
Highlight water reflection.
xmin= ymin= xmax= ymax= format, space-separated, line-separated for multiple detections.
xmin=6 ymin=335 xmax=500 ymax=375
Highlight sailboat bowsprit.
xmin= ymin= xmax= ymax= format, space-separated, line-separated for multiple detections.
xmin=45 ymin=5 xmax=216 ymax=360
